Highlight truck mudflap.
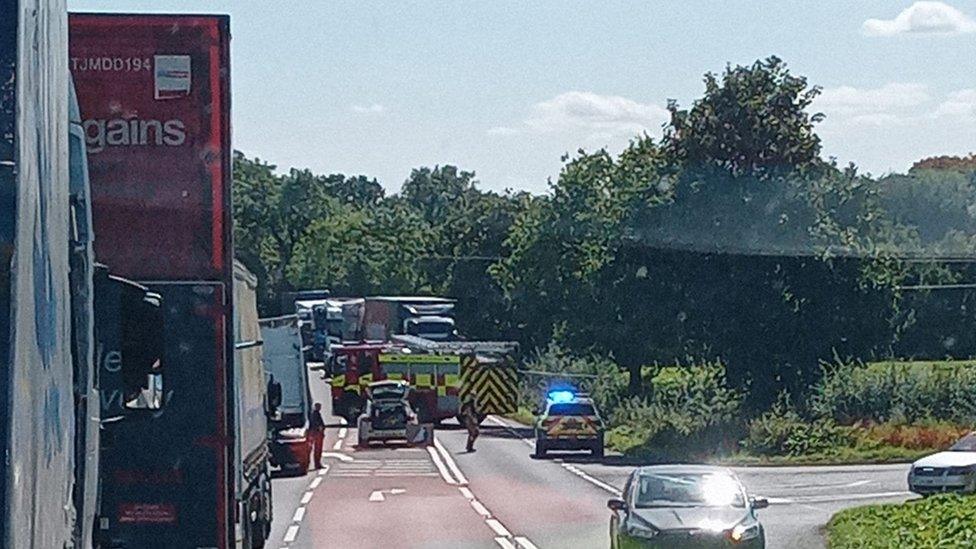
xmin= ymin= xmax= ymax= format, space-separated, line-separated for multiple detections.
xmin=458 ymin=354 xmax=518 ymax=416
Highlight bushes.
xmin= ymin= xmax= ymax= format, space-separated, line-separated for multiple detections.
xmin=520 ymin=348 xmax=973 ymax=462
xmin=857 ymin=421 xmax=969 ymax=451
xmin=608 ymin=362 xmax=744 ymax=459
xmin=811 ymin=360 xmax=976 ymax=424
xmin=827 ymin=494 xmax=976 ymax=548
xmin=743 ymin=396 xmax=853 ymax=457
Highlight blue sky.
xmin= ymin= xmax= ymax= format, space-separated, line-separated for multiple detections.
xmin=68 ymin=1 xmax=976 ymax=193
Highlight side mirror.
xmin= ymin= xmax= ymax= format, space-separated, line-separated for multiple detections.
xmin=750 ymin=496 xmax=769 ymax=510
xmin=607 ymin=498 xmax=627 ymax=511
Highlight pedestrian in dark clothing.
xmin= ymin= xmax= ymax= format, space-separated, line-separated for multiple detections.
xmin=460 ymin=394 xmax=480 ymax=452
xmin=309 ymin=402 xmax=326 ymax=469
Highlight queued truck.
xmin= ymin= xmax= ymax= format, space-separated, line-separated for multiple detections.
xmin=363 ymin=296 xmax=459 ymax=342
xmin=71 ymin=13 xmax=274 ymax=548
xmin=2 ymin=2 xmax=163 ymax=546
xmin=261 ymin=314 xmax=313 ymax=474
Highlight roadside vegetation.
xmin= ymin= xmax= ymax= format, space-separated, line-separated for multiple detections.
xmin=827 ymin=494 xmax=976 ymax=548
xmin=517 ymin=349 xmax=976 ymax=464
xmin=233 ymin=56 xmax=976 ymax=466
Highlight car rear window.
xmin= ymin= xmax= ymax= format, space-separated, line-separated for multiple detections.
xmin=549 ymin=403 xmax=596 ymax=416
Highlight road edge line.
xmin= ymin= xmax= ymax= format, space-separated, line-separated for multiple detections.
xmin=434 ymin=435 xmax=469 ymax=485
xmin=426 ymin=445 xmax=458 ymax=485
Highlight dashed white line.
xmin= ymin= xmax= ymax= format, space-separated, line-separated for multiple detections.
xmin=300 ymin=491 xmax=314 ymax=505
xmin=486 ymin=518 xmax=512 ymax=538
xmin=495 ymin=537 xmax=518 ymax=549
xmin=471 ymin=499 xmax=491 ymax=517
xmin=317 ymin=467 xmax=329 ymax=476
xmin=292 ymin=506 xmax=306 ymax=522
xmin=309 ymin=477 xmax=323 ymax=490
xmin=332 ymin=439 xmax=343 ymax=450
xmin=434 ymin=436 xmax=469 ymax=485
xmin=515 ymin=536 xmax=539 ymax=549
xmin=561 ymin=463 xmax=622 ymax=497
xmin=459 ymin=486 xmax=475 ymax=500
xmin=283 ymin=525 xmax=300 ymax=543
xmin=426 ymin=446 xmax=458 ymax=485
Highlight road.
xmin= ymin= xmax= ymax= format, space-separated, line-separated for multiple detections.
xmin=268 ymin=368 xmax=915 ymax=548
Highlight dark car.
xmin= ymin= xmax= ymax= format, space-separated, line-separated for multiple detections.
xmin=608 ymin=465 xmax=767 ymax=548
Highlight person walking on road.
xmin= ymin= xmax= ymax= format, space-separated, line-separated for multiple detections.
xmin=460 ymin=394 xmax=480 ymax=452
xmin=309 ymin=402 xmax=326 ymax=469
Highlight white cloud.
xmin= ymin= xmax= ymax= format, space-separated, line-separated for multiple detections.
xmin=490 ymin=91 xmax=669 ymax=140
xmin=863 ymin=1 xmax=976 ymax=36
xmin=934 ymin=89 xmax=976 ymax=117
xmin=351 ymin=103 xmax=386 ymax=114
xmin=817 ymin=83 xmax=931 ymax=115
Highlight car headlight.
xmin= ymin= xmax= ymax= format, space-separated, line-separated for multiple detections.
xmin=728 ymin=521 xmax=761 ymax=543
xmin=624 ymin=519 xmax=659 ymax=539
xmin=948 ymin=466 xmax=976 ymax=475
xmin=277 ymin=427 xmax=308 ymax=441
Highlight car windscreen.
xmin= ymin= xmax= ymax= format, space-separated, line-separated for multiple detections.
xmin=950 ymin=433 xmax=976 ymax=451
xmin=634 ymin=472 xmax=745 ymax=508
xmin=548 ymin=403 xmax=596 ymax=416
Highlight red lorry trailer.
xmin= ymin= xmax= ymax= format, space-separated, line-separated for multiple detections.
xmin=70 ymin=14 xmax=272 ymax=549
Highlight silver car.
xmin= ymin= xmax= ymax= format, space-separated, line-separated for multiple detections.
xmin=608 ymin=464 xmax=767 ymax=548
xmin=908 ymin=432 xmax=976 ymax=495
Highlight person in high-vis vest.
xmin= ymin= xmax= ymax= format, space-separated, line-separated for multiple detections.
xmin=460 ymin=393 xmax=480 ymax=452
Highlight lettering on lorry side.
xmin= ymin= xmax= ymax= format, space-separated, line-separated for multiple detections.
xmin=83 ymin=117 xmax=186 ymax=153
xmin=71 ymin=56 xmax=152 ymax=73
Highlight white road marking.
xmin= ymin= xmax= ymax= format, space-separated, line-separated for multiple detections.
xmin=332 ymin=439 xmax=343 ymax=450
xmin=561 ymin=463 xmax=622 ymax=497
xmin=471 ymin=499 xmax=491 ymax=517
xmin=283 ymin=525 xmax=300 ymax=543
xmin=292 ymin=506 xmax=306 ymax=522
xmin=495 ymin=537 xmax=518 ymax=549
xmin=300 ymin=491 xmax=314 ymax=505
xmin=459 ymin=486 xmax=475 ymax=499
xmin=487 ymin=415 xmax=535 ymax=448
xmin=321 ymin=452 xmax=352 ymax=462
xmin=338 ymin=417 xmax=347 ymax=425
xmin=369 ymin=490 xmax=385 ymax=502
xmin=787 ymin=491 xmax=913 ymax=504
xmin=338 ymin=427 xmax=348 ymax=438
xmin=434 ymin=436 xmax=469 ymax=485
xmin=515 ymin=536 xmax=539 ymax=549
xmin=486 ymin=518 xmax=512 ymax=538
xmin=318 ymin=467 xmax=329 ymax=476
xmin=309 ymin=477 xmax=322 ymax=490
xmin=426 ymin=446 xmax=457 ymax=485
xmin=844 ymin=479 xmax=871 ymax=488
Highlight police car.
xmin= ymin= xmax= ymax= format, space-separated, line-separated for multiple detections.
xmin=534 ymin=390 xmax=605 ymax=458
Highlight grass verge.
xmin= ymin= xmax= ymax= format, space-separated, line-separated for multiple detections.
xmin=827 ymin=494 xmax=976 ymax=548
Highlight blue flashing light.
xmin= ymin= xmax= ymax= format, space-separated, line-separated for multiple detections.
xmin=547 ymin=390 xmax=575 ymax=403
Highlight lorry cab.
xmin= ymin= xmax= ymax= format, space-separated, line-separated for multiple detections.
xmin=534 ymin=391 xmax=606 ymax=459
xmin=261 ymin=315 xmax=313 ymax=474
xmin=403 ymin=315 xmax=458 ymax=341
